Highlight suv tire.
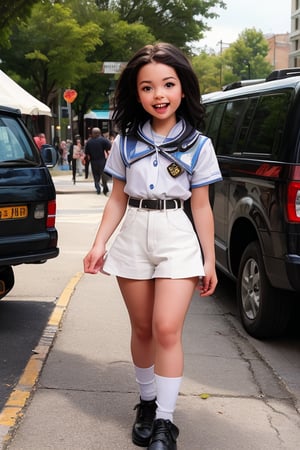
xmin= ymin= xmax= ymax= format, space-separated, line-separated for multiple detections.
xmin=237 ymin=241 xmax=291 ymax=339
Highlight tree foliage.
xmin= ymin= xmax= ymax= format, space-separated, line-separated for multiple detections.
xmin=0 ymin=2 xmax=101 ymax=105
xmin=222 ymin=28 xmax=273 ymax=82
xmin=106 ymin=0 xmax=226 ymax=51
xmin=192 ymin=51 xmax=222 ymax=94
xmin=192 ymin=28 xmax=274 ymax=93
xmin=0 ymin=0 xmax=40 ymax=45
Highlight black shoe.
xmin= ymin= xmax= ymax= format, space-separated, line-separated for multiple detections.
xmin=132 ymin=398 xmax=157 ymax=447
xmin=148 ymin=419 xmax=179 ymax=450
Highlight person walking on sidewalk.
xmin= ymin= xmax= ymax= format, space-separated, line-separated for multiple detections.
xmin=84 ymin=42 xmax=222 ymax=450
xmin=84 ymin=127 xmax=111 ymax=195
xmin=69 ymin=135 xmax=83 ymax=184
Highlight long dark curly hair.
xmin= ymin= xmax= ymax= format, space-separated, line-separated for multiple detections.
xmin=112 ymin=43 xmax=205 ymax=135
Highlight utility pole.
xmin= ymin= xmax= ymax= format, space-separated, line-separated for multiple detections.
xmin=218 ymin=40 xmax=231 ymax=88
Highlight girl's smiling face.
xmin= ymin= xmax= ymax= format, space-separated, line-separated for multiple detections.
xmin=137 ymin=62 xmax=184 ymax=134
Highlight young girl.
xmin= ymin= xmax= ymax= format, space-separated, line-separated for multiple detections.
xmin=84 ymin=43 xmax=222 ymax=450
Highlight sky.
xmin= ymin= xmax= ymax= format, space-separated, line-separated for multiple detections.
xmin=197 ymin=0 xmax=292 ymax=52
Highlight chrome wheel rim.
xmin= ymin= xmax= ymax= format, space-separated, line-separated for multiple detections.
xmin=241 ymin=258 xmax=260 ymax=320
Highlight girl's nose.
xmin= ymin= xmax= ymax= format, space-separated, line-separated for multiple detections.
xmin=154 ymin=87 xmax=164 ymax=98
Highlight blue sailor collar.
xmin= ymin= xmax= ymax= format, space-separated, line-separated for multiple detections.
xmin=120 ymin=119 xmax=208 ymax=175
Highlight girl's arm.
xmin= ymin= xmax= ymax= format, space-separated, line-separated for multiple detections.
xmin=190 ymin=185 xmax=218 ymax=296
xmin=83 ymin=178 xmax=128 ymax=274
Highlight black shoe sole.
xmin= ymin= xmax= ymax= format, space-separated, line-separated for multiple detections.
xmin=132 ymin=431 xmax=151 ymax=447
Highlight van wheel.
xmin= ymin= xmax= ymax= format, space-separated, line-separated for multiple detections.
xmin=237 ymin=241 xmax=290 ymax=339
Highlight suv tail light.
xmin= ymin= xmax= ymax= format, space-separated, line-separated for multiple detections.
xmin=287 ymin=165 xmax=300 ymax=222
xmin=287 ymin=182 xmax=300 ymax=222
xmin=46 ymin=200 xmax=56 ymax=228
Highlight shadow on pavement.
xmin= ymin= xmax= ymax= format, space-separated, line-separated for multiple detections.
xmin=0 ymin=300 xmax=55 ymax=411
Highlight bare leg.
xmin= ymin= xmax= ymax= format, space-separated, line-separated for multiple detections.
xmin=118 ymin=276 xmax=198 ymax=446
xmin=117 ymin=276 xmax=198 ymax=374
xmin=117 ymin=277 xmax=155 ymax=368
xmin=153 ymin=277 xmax=198 ymax=377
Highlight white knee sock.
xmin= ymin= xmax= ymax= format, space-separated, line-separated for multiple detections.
xmin=155 ymin=374 xmax=182 ymax=422
xmin=134 ymin=365 xmax=156 ymax=401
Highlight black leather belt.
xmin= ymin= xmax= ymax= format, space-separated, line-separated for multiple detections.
xmin=128 ymin=197 xmax=182 ymax=210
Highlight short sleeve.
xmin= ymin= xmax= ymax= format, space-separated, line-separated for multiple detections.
xmin=191 ymin=138 xmax=222 ymax=188
xmin=104 ymin=135 xmax=126 ymax=180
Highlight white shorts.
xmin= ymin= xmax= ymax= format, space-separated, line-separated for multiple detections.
xmin=103 ymin=206 xmax=204 ymax=279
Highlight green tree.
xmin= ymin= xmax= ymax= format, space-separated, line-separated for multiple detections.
xmin=192 ymin=28 xmax=275 ymax=93
xmin=0 ymin=2 xmax=101 ymax=106
xmin=192 ymin=50 xmax=223 ymax=94
xmin=106 ymin=0 xmax=226 ymax=51
xmin=222 ymin=28 xmax=273 ymax=82
xmin=62 ymin=1 xmax=155 ymax=137
xmin=0 ymin=0 xmax=40 ymax=46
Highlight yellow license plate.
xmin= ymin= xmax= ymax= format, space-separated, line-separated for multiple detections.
xmin=0 ymin=205 xmax=28 ymax=220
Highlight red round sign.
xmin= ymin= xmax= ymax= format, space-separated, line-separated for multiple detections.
xmin=63 ymin=89 xmax=78 ymax=103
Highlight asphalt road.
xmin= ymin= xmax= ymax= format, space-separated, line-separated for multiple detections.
xmin=0 ymin=299 xmax=54 ymax=411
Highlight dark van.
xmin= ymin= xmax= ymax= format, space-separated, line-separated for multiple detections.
xmin=202 ymin=69 xmax=300 ymax=338
xmin=0 ymin=106 xmax=59 ymax=300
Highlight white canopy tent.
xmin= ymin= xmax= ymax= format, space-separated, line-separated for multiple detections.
xmin=0 ymin=70 xmax=51 ymax=116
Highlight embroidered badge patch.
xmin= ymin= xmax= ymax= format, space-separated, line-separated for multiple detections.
xmin=167 ymin=162 xmax=183 ymax=178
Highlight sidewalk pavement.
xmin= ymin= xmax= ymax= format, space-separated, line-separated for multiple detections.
xmin=50 ymin=169 xmax=98 ymax=195
xmin=2 ymin=172 xmax=300 ymax=449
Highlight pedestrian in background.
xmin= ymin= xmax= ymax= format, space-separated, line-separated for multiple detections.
xmin=83 ymin=138 xmax=90 ymax=179
xmin=84 ymin=127 xmax=111 ymax=195
xmin=70 ymin=135 xmax=82 ymax=184
xmin=59 ymin=140 xmax=68 ymax=167
xmin=84 ymin=43 xmax=222 ymax=450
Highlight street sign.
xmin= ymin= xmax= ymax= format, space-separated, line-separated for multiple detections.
xmin=102 ymin=62 xmax=126 ymax=74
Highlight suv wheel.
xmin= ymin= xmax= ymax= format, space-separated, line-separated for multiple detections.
xmin=237 ymin=241 xmax=291 ymax=339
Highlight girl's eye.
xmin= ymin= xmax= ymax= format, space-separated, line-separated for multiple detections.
xmin=142 ymin=86 xmax=152 ymax=92
xmin=165 ymin=82 xmax=175 ymax=88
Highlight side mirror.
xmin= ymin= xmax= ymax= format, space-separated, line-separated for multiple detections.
xmin=40 ymin=144 xmax=59 ymax=168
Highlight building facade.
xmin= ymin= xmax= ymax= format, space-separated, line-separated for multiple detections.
xmin=266 ymin=33 xmax=291 ymax=69
xmin=289 ymin=0 xmax=300 ymax=66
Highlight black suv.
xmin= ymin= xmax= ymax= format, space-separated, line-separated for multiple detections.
xmin=202 ymin=69 xmax=300 ymax=338
xmin=0 ymin=106 xmax=59 ymax=300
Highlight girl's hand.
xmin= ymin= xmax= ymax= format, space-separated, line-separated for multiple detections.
xmin=197 ymin=262 xmax=218 ymax=297
xmin=83 ymin=245 xmax=106 ymax=274
xmin=83 ymin=179 xmax=128 ymax=276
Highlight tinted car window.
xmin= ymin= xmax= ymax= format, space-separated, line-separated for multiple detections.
xmin=217 ymin=99 xmax=248 ymax=155
xmin=244 ymin=93 xmax=290 ymax=159
xmin=237 ymin=98 xmax=257 ymax=150
xmin=0 ymin=116 xmax=38 ymax=164
xmin=205 ymin=103 xmax=225 ymax=150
